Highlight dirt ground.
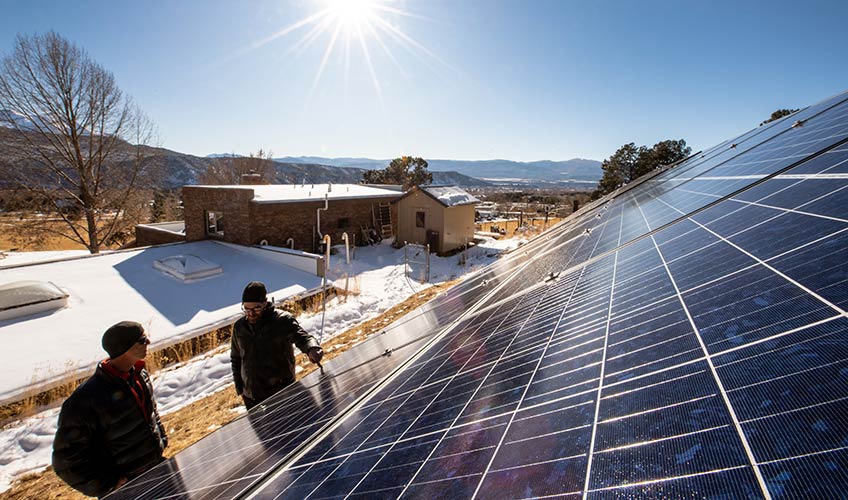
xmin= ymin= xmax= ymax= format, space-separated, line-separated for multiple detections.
xmin=0 ymin=281 xmax=455 ymax=499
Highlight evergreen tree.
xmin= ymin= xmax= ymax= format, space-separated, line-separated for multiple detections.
xmin=595 ymin=139 xmax=691 ymax=196
xmin=362 ymin=156 xmax=433 ymax=190
xmin=760 ymin=108 xmax=800 ymax=126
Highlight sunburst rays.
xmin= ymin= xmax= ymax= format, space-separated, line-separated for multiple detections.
xmin=220 ymin=0 xmax=451 ymax=106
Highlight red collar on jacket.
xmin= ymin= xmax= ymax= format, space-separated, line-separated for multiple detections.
xmin=101 ymin=359 xmax=146 ymax=380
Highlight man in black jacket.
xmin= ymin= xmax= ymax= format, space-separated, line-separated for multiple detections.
xmin=232 ymin=281 xmax=323 ymax=409
xmin=52 ymin=321 xmax=168 ymax=497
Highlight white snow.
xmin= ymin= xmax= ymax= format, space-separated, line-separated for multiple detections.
xmin=0 ymin=250 xmax=90 ymax=268
xmin=192 ymin=184 xmax=402 ymax=203
xmin=421 ymin=185 xmax=480 ymax=207
xmin=0 ymin=236 xmax=524 ymax=492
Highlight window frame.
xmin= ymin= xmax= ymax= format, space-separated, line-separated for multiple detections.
xmin=205 ymin=210 xmax=225 ymax=237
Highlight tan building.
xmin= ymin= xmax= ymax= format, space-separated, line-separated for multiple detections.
xmin=181 ymin=184 xmax=401 ymax=252
xmin=395 ymin=185 xmax=480 ymax=255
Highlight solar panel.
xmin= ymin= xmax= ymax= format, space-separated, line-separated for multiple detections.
xmin=108 ymin=89 xmax=848 ymax=499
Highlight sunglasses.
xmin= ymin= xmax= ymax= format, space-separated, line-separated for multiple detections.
xmin=137 ymin=336 xmax=151 ymax=345
xmin=242 ymin=304 xmax=264 ymax=314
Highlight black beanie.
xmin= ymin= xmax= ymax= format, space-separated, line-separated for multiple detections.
xmin=102 ymin=321 xmax=145 ymax=359
xmin=242 ymin=281 xmax=267 ymax=303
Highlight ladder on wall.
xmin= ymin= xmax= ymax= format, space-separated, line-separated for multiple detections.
xmin=378 ymin=203 xmax=393 ymax=239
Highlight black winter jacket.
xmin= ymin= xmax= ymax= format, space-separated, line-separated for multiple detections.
xmin=52 ymin=361 xmax=167 ymax=498
xmin=231 ymin=304 xmax=319 ymax=403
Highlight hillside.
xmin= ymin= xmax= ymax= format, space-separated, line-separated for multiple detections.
xmin=277 ymin=156 xmax=603 ymax=184
xmin=0 ymin=129 xmax=490 ymax=189
xmin=1 ymin=125 xmax=597 ymax=190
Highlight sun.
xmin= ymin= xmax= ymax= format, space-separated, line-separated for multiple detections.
xmin=225 ymin=0 xmax=451 ymax=104
xmin=326 ymin=0 xmax=377 ymax=30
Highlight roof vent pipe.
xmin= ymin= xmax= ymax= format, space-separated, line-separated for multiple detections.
xmin=319 ymin=234 xmax=331 ymax=343
xmin=316 ymin=194 xmax=329 ymax=238
xmin=341 ymin=232 xmax=350 ymax=264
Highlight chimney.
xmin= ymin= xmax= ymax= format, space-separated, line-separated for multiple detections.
xmin=240 ymin=170 xmax=263 ymax=185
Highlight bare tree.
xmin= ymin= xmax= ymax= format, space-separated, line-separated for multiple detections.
xmin=0 ymin=32 xmax=160 ymax=253
xmin=198 ymin=149 xmax=277 ymax=185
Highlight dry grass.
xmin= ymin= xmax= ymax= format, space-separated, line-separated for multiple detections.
xmin=475 ymin=216 xmax=563 ymax=236
xmin=1 ymin=280 xmax=457 ymax=499
xmin=0 ymin=215 xmax=131 ymax=252
xmin=0 ymin=216 xmax=85 ymax=252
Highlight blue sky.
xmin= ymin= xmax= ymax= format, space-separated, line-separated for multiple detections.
xmin=1 ymin=0 xmax=846 ymax=162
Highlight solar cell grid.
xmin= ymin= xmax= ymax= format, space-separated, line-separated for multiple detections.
xmin=254 ymin=287 xmax=554 ymax=497
xmin=768 ymin=231 xmax=848 ymax=309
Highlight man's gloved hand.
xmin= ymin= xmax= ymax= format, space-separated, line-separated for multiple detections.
xmin=308 ymin=347 xmax=324 ymax=364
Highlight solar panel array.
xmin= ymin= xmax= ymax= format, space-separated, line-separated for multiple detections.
xmin=110 ymin=90 xmax=848 ymax=499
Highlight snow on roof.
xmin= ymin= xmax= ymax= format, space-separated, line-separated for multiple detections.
xmin=190 ymin=184 xmax=403 ymax=204
xmin=0 ymin=240 xmax=323 ymax=403
xmin=420 ymin=185 xmax=480 ymax=207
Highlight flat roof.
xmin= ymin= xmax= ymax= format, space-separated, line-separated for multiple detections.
xmin=188 ymin=184 xmax=403 ymax=204
xmin=396 ymin=185 xmax=480 ymax=207
xmin=0 ymin=240 xmax=323 ymax=403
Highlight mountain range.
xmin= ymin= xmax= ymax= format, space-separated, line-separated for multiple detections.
xmin=275 ymin=156 xmax=602 ymax=185
xmin=0 ymin=114 xmax=602 ymax=189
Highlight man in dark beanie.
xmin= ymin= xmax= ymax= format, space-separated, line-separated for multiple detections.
xmin=53 ymin=321 xmax=168 ymax=497
xmin=231 ymin=281 xmax=323 ymax=409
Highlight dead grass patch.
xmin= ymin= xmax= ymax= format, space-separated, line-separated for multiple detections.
xmin=0 ymin=215 xmax=110 ymax=252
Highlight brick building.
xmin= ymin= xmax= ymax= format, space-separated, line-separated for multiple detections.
xmin=182 ymin=184 xmax=402 ymax=252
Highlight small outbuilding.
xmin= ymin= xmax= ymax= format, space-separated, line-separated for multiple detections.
xmin=395 ymin=185 xmax=480 ymax=255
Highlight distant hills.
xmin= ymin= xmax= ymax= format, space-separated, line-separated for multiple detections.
xmin=0 ymin=118 xmax=602 ymax=190
xmin=157 ymin=154 xmax=493 ymax=188
xmin=276 ymin=156 xmax=602 ymax=187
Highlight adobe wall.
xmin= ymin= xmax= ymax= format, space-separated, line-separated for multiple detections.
xmin=396 ymin=190 xmax=443 ymax=248
xmin=441 ymin=204 xmax=476 ymax=254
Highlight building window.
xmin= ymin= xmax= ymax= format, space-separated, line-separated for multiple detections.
xmin=415 ymin=211 xmax=426 ymax=228
xmin=338 ymin=217 xmax=350 ymax=229
xmin=206 ymin=211 xmax=224 ymax=237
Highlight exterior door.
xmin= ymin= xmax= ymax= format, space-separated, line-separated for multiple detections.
xmin=412 ymin=207 xmax=428 ymax=244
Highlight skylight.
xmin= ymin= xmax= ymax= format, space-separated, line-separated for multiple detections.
xmin=0 ymin=281 xmax=69 ymax=321
xmin=153 ymin=254 xmax=222 ymax=282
